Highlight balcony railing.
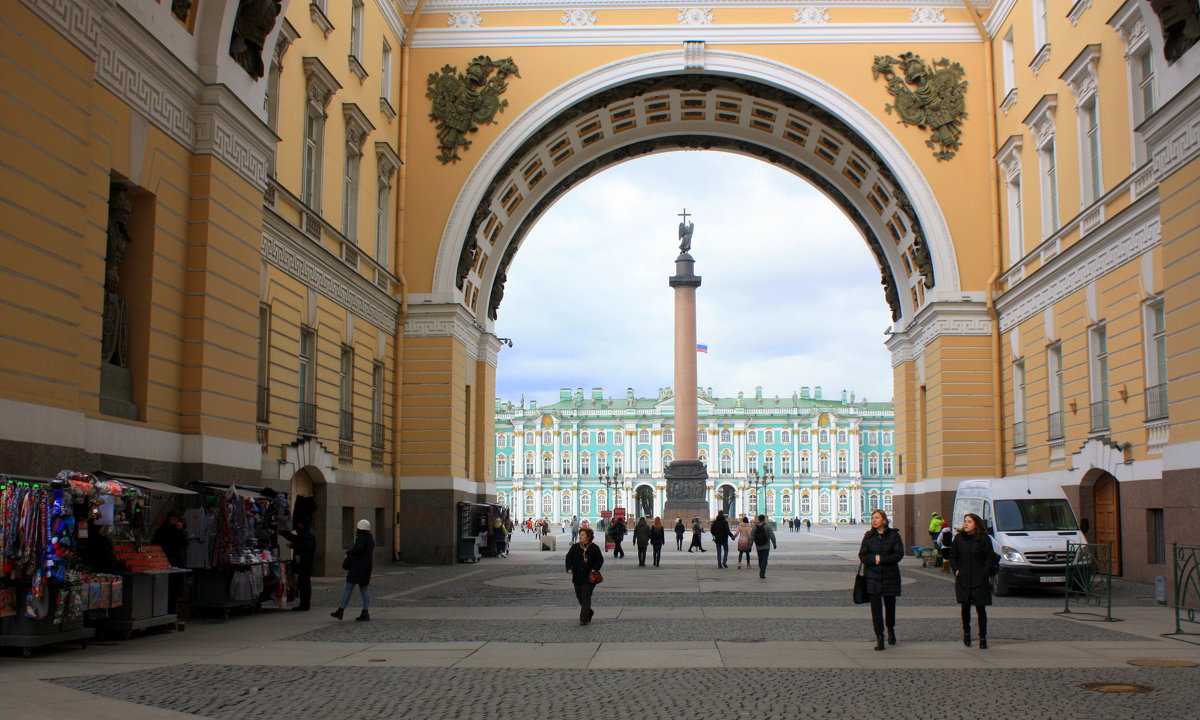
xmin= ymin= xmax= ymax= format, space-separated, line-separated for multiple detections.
xmin=1089 ymin=400 xmax=1110 ymax=433
xmin=256 ymin=384 xmax=270 ymax=424
xmin=1048 ymin=411 xmax=1064 ymax=440
xmin=371 ymin=421 xmax=385 ymax=449
xmin=1013 ymin=421 xmax=1027 ymax=448
xmin=298 ymin=401 xmax=316 ymax=435
xmin=339 ymin=410 xmax=354 ymax=441
xmin=1146 ymin=383 xmax=1168 ymax=421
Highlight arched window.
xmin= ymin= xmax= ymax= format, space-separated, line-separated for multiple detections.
xmin=581 ymin=430 xmax=590 ymax=445
xmin=561 ymin=452 xmax=571 ymax=475
xmin=764 ymin=451 xmax=775 ymax=474
xmin=799 ymin=452 xmax=810 ymax=474
xmin=697 ymin=428 xmax=706 ymax=443
xmin=580 ymin=452 xmax=591 ymax=476
xmin=524 ymin=452 xmax=535 ymax=476
xmin=868 ymin=430 xmax=879 ymax=445
xmin=781 ymin=429 xmax=791 ymax=444
xmin=838 ymin=491 xmax=849 ymax=514
xmin=542 ymin=492 xmax=553 ymax=515
xmin=496 ymin=434 xmax=507 ymax=448
xmin=883 ymin=431 xmax=893 ymax=445
xmin=638 ymin=451 xmax=651 ymax=474
xmin=749 ymin=493 xmax=759 ymax=514
xmin=597 ymin=430 xmax=607 ymax=445
xmin=580 ymin=491 xmax=592 ymax=515
xmin=882 ymin=452 xmax=893 ymax=476
xmin=819 ymin=452 xmax=830 ymax=474
xmin=542 ymin=453 xmax=553 ymax=475
xmin=613 ymin=452 xmax=623 ymax=475
xmin=597 ymin=451 xmax=608 ymax=474
xmin=638 ymin=429 xmax=650 ymax=444
xmin=497 ymin=491 xmax=507 ymax=506
xmin=720 ymin=428 xmax=731 ymax=443
xmin=837 ymin=451 xmax=848 ymax=474
xmin=781 ymin=452 xmax=792 ymax=475
xmin=698 ymin=450 xmax=708 ymax=468
xmin=525 ymin=492 xmax=535 ymax=515
xmin=868 ymin=453 xmax=879 ymax=476
xmin=748 ymin=452 xmax=759 ymax=473
xmin=719 ymin=451 xmax=732 ymax=474
xmin=597 ymin=490 xmax=607 ymax=510
xmin=562 ymin=430 xmax=572 ymax=445
xmin=663 ymin=428 xmax=674 ymax=444
xmin=561 ymin=491 xmax=572 ymax=515
xmin=766 ymin=490 xmax=775 ymax=514
xmin=765 ymin=429 xmax=774 ymax=445
xmin=613 ymin=430 xmax=622 ymax=445
xmin=497 ymin=456 xmax=508 ymax=477
xmin=800 ymin=430 xmax=810 ymax=444
xmin=819 ymin=429 xmax=829 ymax=444
xmin=524 ymin=431 xmax=534 ymax=445
xmin=543 ymin=430 xmax=552 ymax=446
xmin=883 ymin=491 xmax=894 ymax=513
xmin=869 ymin=491 xmax=880 ymax=511
xmin=800 ymin=492 xmax=811 ymax=515
xmin=819 ymin=490 xmax=831 ymax=515
xmin=662 ymin=450 xmax=673 ymax=468
xmin=748 ymin=429 xmax=758 ymax=444
xmin=837 ymin=429 xmax=847 ymax=444
xmin=781 ymin=491 xmax=792 ymax=515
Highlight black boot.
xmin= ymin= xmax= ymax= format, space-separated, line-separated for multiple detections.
xmin=330 ymin=607 xmax=344 ymax=620
xmin=874 ymin=634 xmax=886 ymax=651
xmin=887 ymin=629 xmax=896 ymax=645
xmin=979 ymin=635 xmax=988 ymax=649
xmin=963 ymin=630 xmax=972 ymax=647
xmin=355 ymin=610 xmax=370 ymax=622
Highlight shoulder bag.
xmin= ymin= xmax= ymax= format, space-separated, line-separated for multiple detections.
xmin=852 ymin=563 xmax=868 ymax=604
xmin=588 ymin=569 xmax=604 ymax=584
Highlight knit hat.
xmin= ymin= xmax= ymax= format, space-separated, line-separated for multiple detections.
xmin=931 ymin=512 xmax=940 ymax=517
xmin=356 ymin=519 xmax=371 ymax=531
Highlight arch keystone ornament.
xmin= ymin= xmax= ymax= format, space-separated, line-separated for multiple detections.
xmin=871 ymin=52 xmax=967 ymax=161
xmin=427 ymin=56 xmax=521 ymax=164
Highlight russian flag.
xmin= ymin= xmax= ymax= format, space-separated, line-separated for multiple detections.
xmin=696 ymin=344 xmax=708 ymax=354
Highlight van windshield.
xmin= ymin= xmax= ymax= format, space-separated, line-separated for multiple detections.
xmin=994 ymin=499 xmax=1078 ymax=532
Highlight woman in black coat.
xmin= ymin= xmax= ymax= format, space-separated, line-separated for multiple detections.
xmin=858 ymin=509 xmax=904 ymax=651
xmin=688 ymin=517 xmax=706 ymax=552
xmin=565 ymin=527 xmax=604 ymax=624
xmin=950 ymin=512 xmax=1001 ymax=648
xmin=331 ymin=519 xmax=374 ymax=622
xmin=674 ymin=518 xmax=686 ymax=550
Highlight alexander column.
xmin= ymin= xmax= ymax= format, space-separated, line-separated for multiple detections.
xmin=663 ymin=210 xmax=710 ymax=523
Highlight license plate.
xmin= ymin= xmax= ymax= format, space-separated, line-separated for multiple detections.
xmin=1040 ymin=576 xmax=1065 ymax=583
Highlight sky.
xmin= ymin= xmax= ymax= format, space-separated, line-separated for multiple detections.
xmin=493 ymin=150 xmax=895 ymax=408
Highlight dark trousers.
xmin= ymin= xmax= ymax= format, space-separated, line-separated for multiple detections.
xmin=637 ymin=545 xmax=648 ymax=565
xmin=574 ymin=582 xmax=596 ymax=621
xmin=715 ymin=541 xmax=729 ymax=566
xmin=738 ymin=549 xmax=752 ymax=565
xmin=868 ymin=594 xmax=897 ymax=637
xmin=961 ymin=603 xmax=988 ymax=637
xmin=296 ymin=572 xmax=312 ymax=610
xmin=652 ymin=544 xmax=662 ymax=565
xmin=612 ymin=540 xmax=624 ymax=558
xmin=756 ymin=547 xmax=770 ymax=576
xmin=676 ymin=534 xmax=684 ymax=550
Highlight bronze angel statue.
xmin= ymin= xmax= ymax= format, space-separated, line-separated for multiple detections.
xmin=872 ymin=52 xmax=967 ymax=161
xmin=427 ymin=56 xmax=521 ymax=164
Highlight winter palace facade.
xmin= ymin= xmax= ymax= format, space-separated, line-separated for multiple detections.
xmin=494 ymin=386 xmax=896 ymax=524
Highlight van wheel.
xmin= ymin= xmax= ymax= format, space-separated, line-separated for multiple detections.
xmin=991 ymin=573 xmax=1011 ymax=597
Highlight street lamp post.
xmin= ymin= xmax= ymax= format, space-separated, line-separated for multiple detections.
xmin=748 ymin=469 xmax=771 ymax=517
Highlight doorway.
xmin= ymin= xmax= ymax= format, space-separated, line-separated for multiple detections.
xmin=719 ymin=484 xmax=737 ymax=517
xmin=635 ymin=485 xmax=654 ymax=519
xmin=1093 ymin=472 xmax=1122 ymax=575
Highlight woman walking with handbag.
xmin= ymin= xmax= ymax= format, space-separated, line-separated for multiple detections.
xmin=950 ymin=512 xmax=1000 ymax=648
xmin=858 ymin=509 xmax=903 ymax=650
xmin=331 ymin=519 xmax=374 ymax=622
xmin=565 ymin=527 xmax=604 ymax=625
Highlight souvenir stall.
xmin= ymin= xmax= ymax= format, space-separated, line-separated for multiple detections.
xmin=0 ymin=473 xmax=123 ymax=657
xmin=187 ymin=483 xmax=293 ymax=619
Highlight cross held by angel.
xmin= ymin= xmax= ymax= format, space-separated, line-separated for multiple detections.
xmin=678 ymin=208 xmax=694 ymax=253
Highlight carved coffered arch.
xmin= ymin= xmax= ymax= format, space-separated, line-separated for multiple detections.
xmin=432 ymin=50 xmax=960 ymax=328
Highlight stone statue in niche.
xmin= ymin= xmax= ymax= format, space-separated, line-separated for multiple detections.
xmin=871 ymin=52 xmax=967 ymax=161
xmin=229 ymin=0 xmax=281 ymax=79
xmin=102 ymin=184 xmax=133 ymax=367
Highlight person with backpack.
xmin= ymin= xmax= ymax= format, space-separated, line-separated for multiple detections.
xmin=736 ymin=515 xmax=754 ymax=569
xmin=709 ymin=510 xmax=734 ymax=568
xmin=751 ymin=514 xmax=777 ymax=578
xmin=674 ymin=518 xmax=686 ymax=550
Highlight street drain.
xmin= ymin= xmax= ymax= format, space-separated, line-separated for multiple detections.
xmin=1079 ymin=683 xmax=1158 ymax=693
xmin=1127 ymin=659 xmax=1199 ymax=667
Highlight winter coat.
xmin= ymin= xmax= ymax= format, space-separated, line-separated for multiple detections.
xmin=736 ymin=523 xmax=753 ymax=552
xmin=710 ymin=516 xmax=733 ymax=543
xmin=674 ymin=521 xmax=686 ymax=538
xmin=609 ymin=520 xmax=627 ymax=541
xmin=690 ymin=521 xmax=704 ymax=547
xmin=858 ymin=527 xmax=904 ymax=597
xmin=752 ymin=520 xmax=777 ymax=550
xmin=633 ymin=521 xmax=651 ymax=549
xmin=950 ymin=531 xmax=1000 ymax=606
xmin=344 ymin=530 xmax=375 ymax=586
xmin=565 ymin=541 xmax=604 ymax=585
xmin=278 ymin=526 xmax=316 ymax=576
xmin=649 ymin=526 xmax=665 ymax=547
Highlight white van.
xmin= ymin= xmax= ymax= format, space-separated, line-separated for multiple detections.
xmin=951 ymin=478 xmax=1086 ymax=596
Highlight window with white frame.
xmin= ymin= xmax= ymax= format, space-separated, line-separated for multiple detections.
xmin=1048 ymin=342 xmax=1065 ymax=438
xmin=613 ymin=453 xmax=622 ymax=475
xmin=662 ymin=451 xmax=673 ymax=468
xmin=748 ymin=452 xmax=758 ymax=473
xmin=800 ymin=492 xmax=811 ymax=515
xmin=697 ymin=428 xmax=706 ymax=443
xmin=524 ymin=453 xmax=534 ymax=475
xmin=1144 ymin=299 xmax=1168 ymax=419
xmin=868 ymin=430 xmax=879 ymax=445
xmin=838 ymin=492 xmax=849 ymax=515
xmin=765 ymin=429 xmax=774 ymax=445
xmin=799 ymin=452 xmax=810 ymax=474
xmin=542 ymin=454 xmax=553 ymax=475
xmin=1002 ymin=28 xmax=1015 ymax=95
xmin=781 ymin=492 xmax=792 ymax=515
xmin=882 ymin=452 xmax=893 ymax=476
xmin=302 ymin=105 xmax=325 ymax=208
xmin=800 ymin=430 xmax=810 ymax=444
xmin=543 ymin=430 xmax=552 ymax=446
xmin=819 ymin=490 xmax=830 ymax=515
xmin=638 ymin=429 xmax=650 ymax=444
xmin=562 ymin=431 xmax=572 ymax=445
xmin=764 ymin=451 xmax=775 ymax=474
xmin=1129 ymin=44 xmax=1155 ymax=163
xmin=749 ymin=493 xmax=758 ymax=514
xmin=561 ymin=452 xmax=571 ymax=475
xmin=663 ymin=428 xmax=674 ymax=443
xmin=342 ymin=147 xmax=360 ymax=241
xmin=837 ymin=429 xmax=847 ymax=444
xmin=1007 ymin=172 xmax=1025 ymax=263
xmin=496 ymin=455 xmax=507 ymax=477
xmin=380 ymin=40 xmax=394 ymax=105
xmin=819 ymin=429 xmax=829 ymax=444
xmin=837 ymin=451 xmax=848 ymax=474
xmin=597 ymin=451 xmax=607 ymax=473
xmin=350 ymin=0 xmax=364 ymax=60
xmin=719 ymin=451 xmax=732 ymax=474
xmin=581 ymin=430 xmax=590 ymax=445
xmin=580 ymin=453 xmax=591 ymax=476
xmin=884 ymin=492 xmax=893 ymax=513
xmin=868 ymin=452 xmax=880 ymax=476
xmin=698 ymin=450 xmax=707 ymax=468
xmin=497 ymin=434 xmax=507 ymax=448
xmin=581 ymin=491 xmax=591 ymax=515
xmin=524 ymin=431 xmax=534 ymax=445
xmin=497 ymin=491 xmax=507 ymax=507
xmin=1041 ymin=138 xmax=1060 ymax=234
xmin=781 ymin=429 xmax=790 ymax=444
xmin=766 ymin=492 xmax=775 ymax=515
xmin=1090 ymin=324 xmax=1110 ymax=429
xmin=819 ymin=453 xmax=830 ymax=474
xmin=748 ymin=429 xmax=757 ymax=444
xmin=1080 ymin=97 xmax=1103 ymax=204
xmin=719 ymin=428 xmax=730 ymax=443
xmin=883 ymin=431 xmax=893 ymax=445
xmin=525 ymin=493 xmax=535 ymax=515
xmin=597 ymin=430 xmax=606 ymax=445
xmin=1014 ymin=359 xmax=1027 ymax=446
xmin=597 ymin=490 xmax=607 ymax=509
xmin=561 ymin=492 xmax=572 ymax=516
xmin=638 ymin=452 xmax=650 ymax=474
xmin=542 ymin=492 xmax=553 ymax=516
xmin=781 ymin=453 xmax=792 ymax=475
xmin=869 ymin=491 xmax=880 ymax=511
xmin=1032 ymin=0 xmax=1047 ymax=50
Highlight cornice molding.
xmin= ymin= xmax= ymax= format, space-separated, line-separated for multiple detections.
xmin=374 ymin=0 xmax=409 ymax=43
xmin=195 ymin=85 xmax=274 ymax=191
xmin=1067 ymin=0 xmax=1091 ymax=27
xmin=1108 ymin=0 xmax=1149 ymax=56
xmin=1023 ymin=93 xmax=1057 ymax=149
xmin=1141 ymin=75 xmax=1200 ymax=182
xmin=403 ymin=303 xmax=490 ymax=361
xmin=410 ymin=22 xmax=982 ymax=47
xmin=995 ymin=133 xmax=1023 ymax=181
xmin=996 ymin=203 xmax=1161 ymax=333
xmin=1059 ymin=44 xmax=1100 ymax=108
xmin=262 ymin=210 xmax=400 ymax=331
xmin=885 ymin=301 xmax=991 ymax=366
xmin=983 ymin=0 xmax=1017 ymax=37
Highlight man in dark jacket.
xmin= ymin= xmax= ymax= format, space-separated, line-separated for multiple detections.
xmin=609 ymin=517 xmax=627 ymax=558
xmin=751 ymin=515 xmax=777 ymax=578
xmin=710 ymin=510 xmax=734 ymax=569
xmin=279 ymin=518 xmax=317 ymax=611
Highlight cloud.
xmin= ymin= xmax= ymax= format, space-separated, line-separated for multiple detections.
xmin=495 ymin=151 xmax=895 ymax=406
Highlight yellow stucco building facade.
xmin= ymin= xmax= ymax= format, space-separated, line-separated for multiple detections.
xmin=1 ymin=0 xmax=1198 ymax=580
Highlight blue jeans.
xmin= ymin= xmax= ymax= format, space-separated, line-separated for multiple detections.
xmin=339 ymin=583 xmax=370 ymax=610
xmin=756 ymin=547 xmax=770 ymax=576
xmin=738 ymin=549 xmax=752 ymax=565
xmin=652 ymin=543 xmax=662 ymax=565
xmin=715 ymin=541 xmax=729 ymax=566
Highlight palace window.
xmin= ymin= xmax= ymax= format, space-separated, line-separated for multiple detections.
xmin=868 ymin=452 xmax=880 ymax=476
xmin=697 ymin=429 xmax=706 ymax=443
xmin=720 ymin=428 xmax=731 ymax=443
xmin=597 ymin=490 xmax=607 ymax=510
xmin=302 ymin=104 xmax=325 ymax=208
xmin=349 ymin=0 xmax=364 ymax=61
xmin=766 ymin=491 xmax=775 ymax=515
xmin=1079 ymin=97 xmax=1103 ymax=205
xmin=542 ymin=492 xmax=553 ymax=516
xmin=819 ymin=491 xmax=830 ymax=516
xmin=1040 ymin=139 xmax=1060 ymax=235
xmin=699 ymin=450 xmax=707 ymax=468
xmin=561 ymin=452 xmax=571 ymax=475
xmin=580 ymin=491 xmax=592 ymax=516
xmin=719 ymin=451 xmax=732 ymax=474
xmin=868 ymin=430 xmax=878 ymax=445
xmin=1048 ymin=342 xmax=1065 ymax=438
xmin=819 ymin=453 xmax=830 ymax=474
xmin=613 ymin=453 xmax=623 ymax=475
xmin=497 ymin=491 xmax=507 ymax=507
xmin=562 ymin=431 xmax=572 ymax=445
xmin=765 ymin=430 xmax=774 ymax=445
xmin=638 ymin=429 xmax=650 ymax=444
xmin=638 ymin=452 xmax=651 ymax=475
xmin=542 ymin=454 xmax=553 ymax=475
xmin=882 ymin=453 xmax=893 ymax=476
xmin=525 ymin=493 xmax=535 ymax=516
xmin=1014 ymin=359 xmax=1027 ymax=448
xmin=338 ymin=346 xmax=354 ymax=441
xmin=496 ymin=456 xmax=507 ymax=477
xmin=749 ymin=493 xmax=758 ymax=514
xmin=748 ymin=430 xmax=757 ymax=444
xmin=838 ymin=492 xmax=849 ymax=515
xmin=1001 ymin=28 xmax=1015 ymax=95
xmin=781 ymin=492 xmax=792 ymax=515
xmin=663 ymin=450 xmax=673 ymax=468
xmin=1090 ymin=324 xmax=1110 ymax=431
xmin=799 ymin=453 xmax=810 ymax=474
xmin=883 ymin=492 xmax=894 ymax=513
xmin=525 ymin=431 xmax=534 ymax=445
xmin=561 ymin=492 xmax=572 ymax=516
xmin=381 ymin=40 xmax=394 ymax=106
xmin=597 ymin=430 xmax=607 ymax=445
xmin=497 ymin=434 xmax=507 ymax=448
xmin=800 ymin=430 xmax=810 ymax=444
xmin=781 ymin=430 xmax=790 ymax=444
xmin=1007 ymin=172 xmax=1024 ymax=264
xmin=1145 ymin=299 xmax=1168 ymax=420
xmin=663 ymin=429 xmax=674 ymax=444
xmin=597 ymin=452 xmax=608 ymax=474
xmin=748 ymin=452 xmax=758 ymax=474
xmin=800 ymin=493 xmax=811 ymax=515
xmin=819 ymin=429 xmax=829 ymax=444
xmin=869 ymin=492 xmax=880 ymax=511
xmin=763 ymin=452 xmax=775 ymax=475
xmin=580 ymin=453 xmax=591 ymax=476
xmin=882 ymin=431 xmax=893 ymax=445
xmin=524 ymin=453 xmax=534 ymax=476
xmin=837 ymin=451 xmax=848 ymax=474
xmin=543 ymin=430 xmax=552 ymax=446
xmin=837 ymin=429 xmax=847 ymax=444
xmin=781 ymin=453 xmax=791 ymax=475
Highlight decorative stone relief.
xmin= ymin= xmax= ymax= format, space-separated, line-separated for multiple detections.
xmin=677 ymin=8 xmax=713 ymax=26
xmin=683 ymin=40 xmax=705 ymax=69
xmin=1023 ymin=95 xmax=1057 ymax=149
xmin=1068 ymin=0 xmax=1092 ymax=26
xmin=447 ymin=11 xmax=482 ymax=29
xmin=909 ymin=8 xmax=944 ymax=24
xmin=1060 ymin=45 xmax=1100 ymax=108
xmin=426 ymin=55 xmax=521 ymax=164
xmin=102 ymin=184 xmax=133 ymax=367
xmin=871 ymin=52 xmax=967 ymax=160
xmin=996 ymin=136 xmax=1023 ymax=182
xmin=792 ymin=7 xmax=830 ymax=24
xmin=561 ymin=9 xmax=596 ymax=26
xmin=228 ymin=0 xmax=282 ymax=79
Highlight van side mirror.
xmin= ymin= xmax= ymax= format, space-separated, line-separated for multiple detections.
xmin=1079 ymin=518 xmax=1090 ymax=535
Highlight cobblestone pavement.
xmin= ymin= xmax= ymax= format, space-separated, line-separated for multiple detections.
xmin=286 ymin=617 xmax=1137 ymax=644
xmin=53 ymin=666 xmax=1200 ymax=720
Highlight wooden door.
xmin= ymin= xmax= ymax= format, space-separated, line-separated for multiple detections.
xmin=1093 ymin=474 xmax=1122 ymax=576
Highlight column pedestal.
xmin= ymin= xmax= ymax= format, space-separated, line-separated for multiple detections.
xmin=663 ymin=459 xmax=709 ymax=523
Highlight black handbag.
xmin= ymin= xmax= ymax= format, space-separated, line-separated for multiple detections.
xmin=342 ymin=555 xmax=354 ymax=571
xmin=852 ymin=563 xmax=868 ymax=604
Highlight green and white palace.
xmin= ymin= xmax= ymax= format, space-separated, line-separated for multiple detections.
xmin=494 ymin=386 xmax=896 ymax=525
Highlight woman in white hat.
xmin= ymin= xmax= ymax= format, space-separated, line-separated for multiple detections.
xmin=331 ymin=518 xmax=374 ymax=621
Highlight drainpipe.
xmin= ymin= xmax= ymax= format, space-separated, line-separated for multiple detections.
xmin=964 ymin=1 xmax=1005 ymax=480
xmin=390 ymin=0 xmax=424 ymax=561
